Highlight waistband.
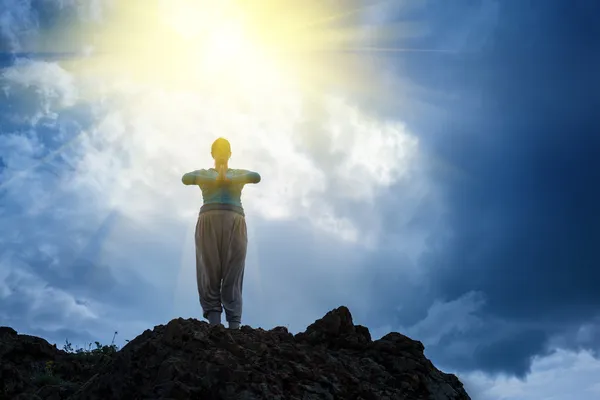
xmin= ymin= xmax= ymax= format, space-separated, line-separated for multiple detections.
xmin=199 ymin=203 xmax=245 ymax=217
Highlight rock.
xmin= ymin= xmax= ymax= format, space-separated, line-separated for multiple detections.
xmin=294 ymin=306 xmax=372 ymax=349
xmin=0 ymin=328 xmax=115 ymax=400
xmin=0 ymin=307 xmax=471 ymax=400
xmin=0 ymin=326 xmax=17 ymax=337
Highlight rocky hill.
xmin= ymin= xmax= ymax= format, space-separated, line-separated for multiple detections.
xmin=0 ymin=306 xmax=471 ymax=399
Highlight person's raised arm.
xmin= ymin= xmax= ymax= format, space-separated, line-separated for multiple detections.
xmin=229 ymin=170 xmax=261 ymax=184
xmin=181 ymin=169 xmax=216 ymax=185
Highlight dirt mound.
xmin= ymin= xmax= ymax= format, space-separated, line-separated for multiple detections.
xmin=1 ymin=306 xmax=470 ymax=399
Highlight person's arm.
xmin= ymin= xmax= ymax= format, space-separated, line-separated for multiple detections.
xmin=230 ymin=170 xmax=261 ymax=184
xmin=181 ymin=169 xmax=217 ymax=185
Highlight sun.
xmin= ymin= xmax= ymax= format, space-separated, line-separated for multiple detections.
xmin=162 ymin=0 xmax=253 ymax=65
xmin=63 ymin=0 xmax=420 ymax=105
xmin=72 ymin=0 xmax=295 ymax=96
xmin=204 ymin=23 xmax=247 ymax=63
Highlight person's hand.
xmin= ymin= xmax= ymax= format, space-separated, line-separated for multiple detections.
xmin=216 ymin=164 xmax=229 ymax=183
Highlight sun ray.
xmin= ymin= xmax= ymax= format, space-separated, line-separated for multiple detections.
xmin=338 ymin=47 xmax=457 ymax=53
xmin=0 ymin=0 xmax=455 ymax=192
xmin=300 ymin=0 xmax=392 ymax=29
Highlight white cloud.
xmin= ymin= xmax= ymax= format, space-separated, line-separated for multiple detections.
xmin=0 ymin=131 xmax=45 ymax=170
xmin=391 ymin=295 xmax=600 ymax=400
xmin=326 ymin=96 xmax=419 ymax=199
xmin=0 ymin=256 xmax=98 ymax=328
xmin=548 ymin=317 xmax=600 ymax=351
xmin=57 ymin=0 xmax=110 ymax=23
xmin=461 ymin=349 xmax=600 ymax=400
xmin=3 ymin=59 xmax=78 ymax=104
xmin=2 ymin=59 xmax=78 ymax=126
xmin=57 ymin=73 xmax=422 ymax=244
xmin=401 ymin=291 xmax=487 ymax=346
xmin=0 ymin=0 xmax=110 ymax=58
xmin=0 ymin=0 xmax=451 ymax=382
xmin=0 ymin=0 xmax=38 ymax=51
xmin=0 ymin=39 xmax=432 ymax=350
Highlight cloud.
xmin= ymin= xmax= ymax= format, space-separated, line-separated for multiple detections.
xmin=0 ymin=0 xmax=438 ymax=362
xmin=356 ymin=0 xmax=600 ymax=378
xmin=0 ymin=0 xmax=38 ymax=52
xmin=461 ymin=349 xmax=600 ymax=400
xmin=1 ymin=3 xmax=599 ymax=397
xmin=54 ymin=72 xmax=423 ymax=244
xmin=401 ymin=291 xmax=486 ymax=347
xmin=2 ymin=59 xmax=78 ymax=125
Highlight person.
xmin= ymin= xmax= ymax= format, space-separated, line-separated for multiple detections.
xmin=181 ymin=138 xmax=261 ymax=329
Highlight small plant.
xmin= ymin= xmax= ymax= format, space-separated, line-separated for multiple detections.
xmin=92 ymin=340 xmax=118 ymax=355
xmin=62 ymin=331 xmax=120 ymax=357
xmin=63 ymin=339 xmax=73 ymax=353
xmin=32 ymin=360 xmax=62 ymax=387
xmin=45 ymin=361 xmax=54 ymax=374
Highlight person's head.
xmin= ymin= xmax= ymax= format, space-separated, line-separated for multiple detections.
xmin=211 ymin=137 xmax=231 ymax=166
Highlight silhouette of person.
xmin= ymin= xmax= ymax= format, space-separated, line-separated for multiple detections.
xmin=181 ymin=138 xmax=261 ymax=329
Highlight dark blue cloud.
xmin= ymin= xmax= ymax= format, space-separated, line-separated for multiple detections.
xmin=470 ymin=329 xmax=550 ymax=376
xmin=366 ymin=0 xmax=600 ymax=376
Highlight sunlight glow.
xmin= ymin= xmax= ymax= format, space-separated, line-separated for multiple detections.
xmin=161 ymin=1 xmax=258 ymax=74
xmin=162 ymin=0 xmax=217 ymax=40
xmin=66 ymin=0 xmax=414 ymax=99
xmin=206 ymin=23 xmax=251 ymax=64
xmin=24 ymin=0 xmax=424 ymax=245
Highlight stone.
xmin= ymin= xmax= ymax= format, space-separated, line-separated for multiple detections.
xmin=0 ymin=307 xmax=471 ymax=400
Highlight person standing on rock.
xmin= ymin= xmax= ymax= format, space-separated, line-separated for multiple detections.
xmin=181 ymin=138 xmax=261 ymax=329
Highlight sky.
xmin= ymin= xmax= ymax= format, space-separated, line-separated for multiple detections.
xmin=0 ymin=1 xmax=599 ymax=399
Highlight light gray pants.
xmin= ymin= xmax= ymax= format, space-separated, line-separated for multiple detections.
xmin=195 ymin=210 xmax=247 ymax=324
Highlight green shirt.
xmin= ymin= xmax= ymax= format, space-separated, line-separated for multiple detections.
xmin=181 ymin=168 xmax=261 ymax=209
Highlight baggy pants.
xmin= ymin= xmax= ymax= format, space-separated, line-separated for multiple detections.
xmin=195 ymin=210 xmax=247 ymax=324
